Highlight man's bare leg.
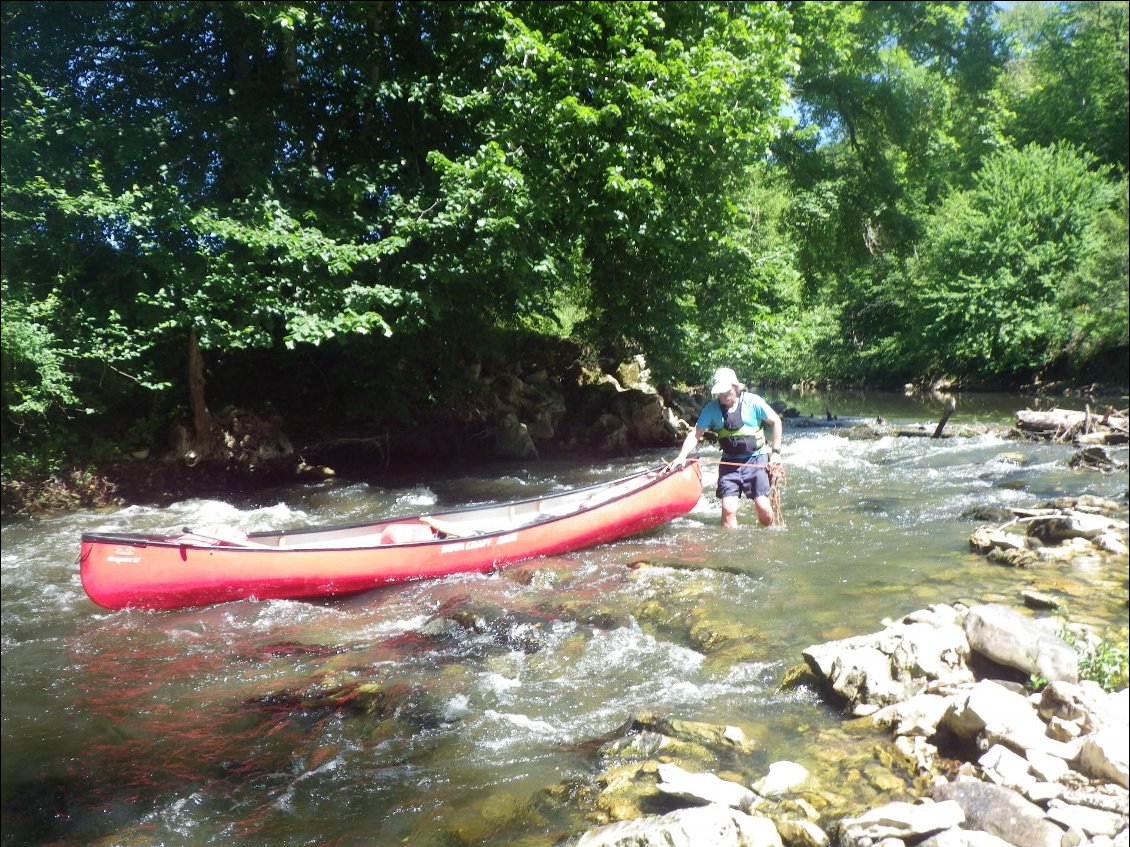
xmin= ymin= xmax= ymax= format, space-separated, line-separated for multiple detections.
xmin=753 ymin=495 xmax=774 ymax=527
xmin=721 ymin=495 xmax=741 ymax=529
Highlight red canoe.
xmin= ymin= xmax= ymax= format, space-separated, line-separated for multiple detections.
xmin=79 ymin=461 xmax=703 ymax=610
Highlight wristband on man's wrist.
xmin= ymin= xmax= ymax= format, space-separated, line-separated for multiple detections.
xmin=771 ymin=447 xmax=781 ymax=454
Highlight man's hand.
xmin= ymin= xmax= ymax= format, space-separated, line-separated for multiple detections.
xmin=668 ymin=456 xmax=687 ymax=471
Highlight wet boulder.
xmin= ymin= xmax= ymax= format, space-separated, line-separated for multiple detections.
xmin=620 ymin=712 xmax=758 ymax=756
xmin=1068 ymin=446 xmax=1122 ymax=472
xmin=242 ymin=678 xmax=445 ymax=729
xmin=598 ymin=730 xmax=697 ymax=765
xmin=1044 ymin=495 xmax=1125 ymax=516
xmin=421 ymin=597 xmax=552 ymax=654
xmin=1026 ymin=512 xmax=1128 ymax=544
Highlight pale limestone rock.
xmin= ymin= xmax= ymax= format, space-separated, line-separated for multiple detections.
xmin=979 ymin=744 xmax=1035 ymax=789
xmin=1095 ymin=532 xmax=1129 ymax=554
xmin=1048 ymin=715 xmax=1084 ymax=741
xmin=575 ymin=804 xmax=782 ymax=847
xmin=1078 ymin=727 xmax=1130 ymax=789
xmin=655 ymin=763 xmax=757 ymax=811
xmin=774 ymin=818 xmax=829 ymax=847
xmin=941 ymin=679 xmax=1062 ymax=757
xmin=873 ymin=692 xmax=953 ymax=737
xmin=918 ymin=827 xmax=1017 ymax=847
xmin=963 ymin=604 xmax=1078 ymax=684
xmin=802 ymin=616 xmax=972 ymax=714
xmin=1026 ymin=512 xmax=1129 ymax=543
xmin=893 ymin=735 xmax=939 ymax=775
xmin=1025 ymin=749 xmax=1070 ymax=783
xmin=1038 ymin=681 xmax=1126 ymax=734
xmin=1046 ymin=801 xmax=1126 ymax=837
xmin=752 ymin=761 xmax=810 ymax=798
xmin=931 ymin=780 xmax=1066 ymax=847
xmin=1022 ymin=782 xmax=1066 ymax=805
xmin=838 ymin=800 xmax=965 ymax=844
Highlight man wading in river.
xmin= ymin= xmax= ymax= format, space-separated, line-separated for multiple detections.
xmin=671 ymin=367 xmax=783 ymax=528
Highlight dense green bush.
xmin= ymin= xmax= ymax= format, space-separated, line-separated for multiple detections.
xmin=902 ymin=144 xmax=1124 ymax=383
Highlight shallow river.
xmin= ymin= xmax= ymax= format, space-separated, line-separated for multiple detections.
xmin=2 ymin=391 xmax=1127 ymax=847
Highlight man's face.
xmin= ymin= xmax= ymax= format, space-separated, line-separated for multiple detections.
xmin=716 ymin=387 xmax=738 ymax=410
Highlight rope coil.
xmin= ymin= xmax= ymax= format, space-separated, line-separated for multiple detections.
xmin=767 ymin=461 xmax=787 ymax=528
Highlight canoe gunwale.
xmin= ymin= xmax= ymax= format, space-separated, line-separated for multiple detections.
xmin=80 ymin=462 xmax=699 ymax=551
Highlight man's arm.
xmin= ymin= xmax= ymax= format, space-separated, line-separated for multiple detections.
xmin=763 ymin=407 xmax=783 ymax=462
xmin=671 ymin=426 xmax=706 ymax=469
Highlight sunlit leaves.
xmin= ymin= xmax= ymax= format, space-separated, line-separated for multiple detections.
xmin=905 ymin=143 xmax=1122 ymax=379
xmin=999 ymin=2 xmax=1129 ymax=169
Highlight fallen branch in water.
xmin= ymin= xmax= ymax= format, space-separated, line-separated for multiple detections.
xmin=1014 ymin=407 xmax=1128 ymax=445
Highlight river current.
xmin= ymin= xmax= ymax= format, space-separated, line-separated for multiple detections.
xmin=2 ymin=391 xmax=1127 ymax=846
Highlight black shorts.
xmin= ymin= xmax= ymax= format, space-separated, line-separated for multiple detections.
xmin=716 ymin=454 xmax=770 ymax=500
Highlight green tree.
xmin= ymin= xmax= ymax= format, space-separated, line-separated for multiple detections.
xmin=999 ymin=1 xmax=1129 ymax=170
xmin=2 ymin=1 xmax=801 ymax=464
xmin=903 ymin=143 xmax=1124 ymax=381
xmin=387 ymin=2 xmax=799 ymax=378
xmin=774 ymin=1 xmax=1011 ymax=381
xmin=2 ymin=3 xmax=414 ymax=459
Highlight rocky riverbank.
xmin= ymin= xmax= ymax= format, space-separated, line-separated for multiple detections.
xmin=1 ymin=352 xmax=692 ymax=515
xmin=553 ymin=493 xmax=1128 ymax=847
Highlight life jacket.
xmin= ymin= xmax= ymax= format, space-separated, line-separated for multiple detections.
xmin=717 ymin=393 xmax=765 ymax=456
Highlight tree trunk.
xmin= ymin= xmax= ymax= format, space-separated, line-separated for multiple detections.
xmin=932 ymin=397 xmax=956 ymax=438
xmin=187 ymin=328 xmax=214 ymax=458
xmin=1015 ymin=408 xmax=1128 ymax=433
xmin=1015 ymin=408 xmax=1128 ymax=445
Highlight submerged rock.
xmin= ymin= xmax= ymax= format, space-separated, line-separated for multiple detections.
xmin=618 ymin=713 xmax=757 ymax=756
xmin=242 ymin=678 xmax=446 ymax=729
xmin=422 ymin=597 xmax=553 ymax=654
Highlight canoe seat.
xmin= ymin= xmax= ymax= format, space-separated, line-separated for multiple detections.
xmin=380 ymin=523 xmax=438 ymax=544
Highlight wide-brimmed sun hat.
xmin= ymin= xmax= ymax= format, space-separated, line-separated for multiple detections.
xmin=710 ymin=367 xmax=744 ymax=395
